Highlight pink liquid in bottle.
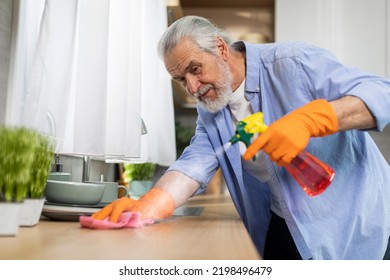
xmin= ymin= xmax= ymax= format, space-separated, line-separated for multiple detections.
xmin=285 ymin=150 xmax=335 ymax=196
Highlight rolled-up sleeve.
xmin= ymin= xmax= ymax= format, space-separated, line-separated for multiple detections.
xmin=167 ymin=116 xmax=219 ymax=190
xmin=298 ymin=42 xmax=390 ymax=131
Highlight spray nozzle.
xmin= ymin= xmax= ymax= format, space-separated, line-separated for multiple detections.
xmin=230 ymin=121 xmax=253 ymax=147
xmin=229 ymin=112 xmax=269 ymax=160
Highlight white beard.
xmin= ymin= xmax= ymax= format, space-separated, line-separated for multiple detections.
xmin=194 ymin=59 xmax=233 ymax=113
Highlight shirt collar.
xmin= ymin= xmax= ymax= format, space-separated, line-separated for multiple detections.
xmin=242 ymin=41 xmax=261 ymax=93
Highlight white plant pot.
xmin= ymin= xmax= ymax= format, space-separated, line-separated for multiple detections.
xmin=19 ymin=198 xmax=45 ymax=227
xmin=0 ymin=202 xmax=23 ymax=236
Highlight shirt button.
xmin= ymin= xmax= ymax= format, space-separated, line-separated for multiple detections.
xmin=256 ymin=86 xmax=260 ymax=91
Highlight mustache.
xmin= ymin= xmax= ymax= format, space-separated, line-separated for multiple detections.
xmin=193 ymin=84 xmax=213 ymax=99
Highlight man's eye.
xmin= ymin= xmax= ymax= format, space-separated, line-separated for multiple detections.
xmin=191 ymin=66 xmax=200 ymax=74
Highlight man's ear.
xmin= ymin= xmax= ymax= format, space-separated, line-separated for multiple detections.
xmin=216 ymin=36 xmax=229 ymax=60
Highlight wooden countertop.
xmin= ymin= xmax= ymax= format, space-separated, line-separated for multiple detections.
xmin=0 ymin=195 xmax=261 ymax=260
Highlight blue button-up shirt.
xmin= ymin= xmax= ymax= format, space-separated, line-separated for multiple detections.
xmin=168 ymin=41 xmax=390 ymax=259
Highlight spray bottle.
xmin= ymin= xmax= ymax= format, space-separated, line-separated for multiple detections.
xmin=230 ymin=112 xmax=335 ymax=196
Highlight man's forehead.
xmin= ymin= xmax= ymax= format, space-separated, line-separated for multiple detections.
xmin=164 ymin=40 xmax=202 ymax=74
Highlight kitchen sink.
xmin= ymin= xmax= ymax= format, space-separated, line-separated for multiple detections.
xmin=173 ymin=206 xmax=203 ymax=216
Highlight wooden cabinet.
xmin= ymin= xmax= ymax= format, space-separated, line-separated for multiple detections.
xmin=180 ymin=0 xmax=275 ymax=43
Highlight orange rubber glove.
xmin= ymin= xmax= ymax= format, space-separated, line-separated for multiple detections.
xmin=243 ymin=99 xmax=338 ymax=166
xmin=92 ymin=188 xmax=175 ymax=223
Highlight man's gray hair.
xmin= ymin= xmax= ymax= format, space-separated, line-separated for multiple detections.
xmin=157 ymin=15 xmax=234 ymax=58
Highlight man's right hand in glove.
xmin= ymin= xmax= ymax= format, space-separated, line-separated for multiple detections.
xmin=243 ymin=99 xmax=338 ymax=166
xmin=92 ymin=188 xmax=175 ymax=223
xmin=92 ymin=171 xmax=200 ymax=223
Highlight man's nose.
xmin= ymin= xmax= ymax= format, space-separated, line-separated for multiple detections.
xmin=185 ymin=75 xmax=200 ymax=95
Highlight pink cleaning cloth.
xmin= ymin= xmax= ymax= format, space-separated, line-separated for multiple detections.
xmin=79 ymin=212 xmax=154 ymax=229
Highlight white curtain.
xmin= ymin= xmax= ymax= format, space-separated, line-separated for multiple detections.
xmin=7 ymin=0 xmax=176 ymax=166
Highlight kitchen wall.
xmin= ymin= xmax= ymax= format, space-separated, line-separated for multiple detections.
xmin=276 ymin=0 xmax=390 ymax=78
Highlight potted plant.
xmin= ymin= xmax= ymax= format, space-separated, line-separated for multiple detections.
xmin=19 ymin=133 xmax=55 ymax=227
xmin=124 ymin=162 xmax=156 ymax=200
xmin=175 ymin=121 xmax=194 ymax=158
xmin=0 ymin=126 xmax=36 ymax=235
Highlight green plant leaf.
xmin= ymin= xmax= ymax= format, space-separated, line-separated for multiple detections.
xmin=123 ymin=162 xmax=156 ymax=181
xmin=0 ymin=126 xmax=55 ymax=202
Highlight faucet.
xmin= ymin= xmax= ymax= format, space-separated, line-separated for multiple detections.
xmin=82 ymin=155 xmax=91 ymax=182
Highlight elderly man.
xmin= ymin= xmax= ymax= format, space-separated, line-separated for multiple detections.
xmin=92 ymin=16 xmax=390 ymax=260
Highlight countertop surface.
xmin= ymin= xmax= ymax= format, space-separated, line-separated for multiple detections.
xmin=0 ymin=194 xmax=261 ymax=260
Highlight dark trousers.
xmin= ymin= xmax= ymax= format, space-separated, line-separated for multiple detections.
xmin=384 ymin=236 xmax=390 ymax=260
xmin=264 ymin=211 xmax=390 ymax=260
xmin=264 ymin=211 xmax=302 ymax=260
